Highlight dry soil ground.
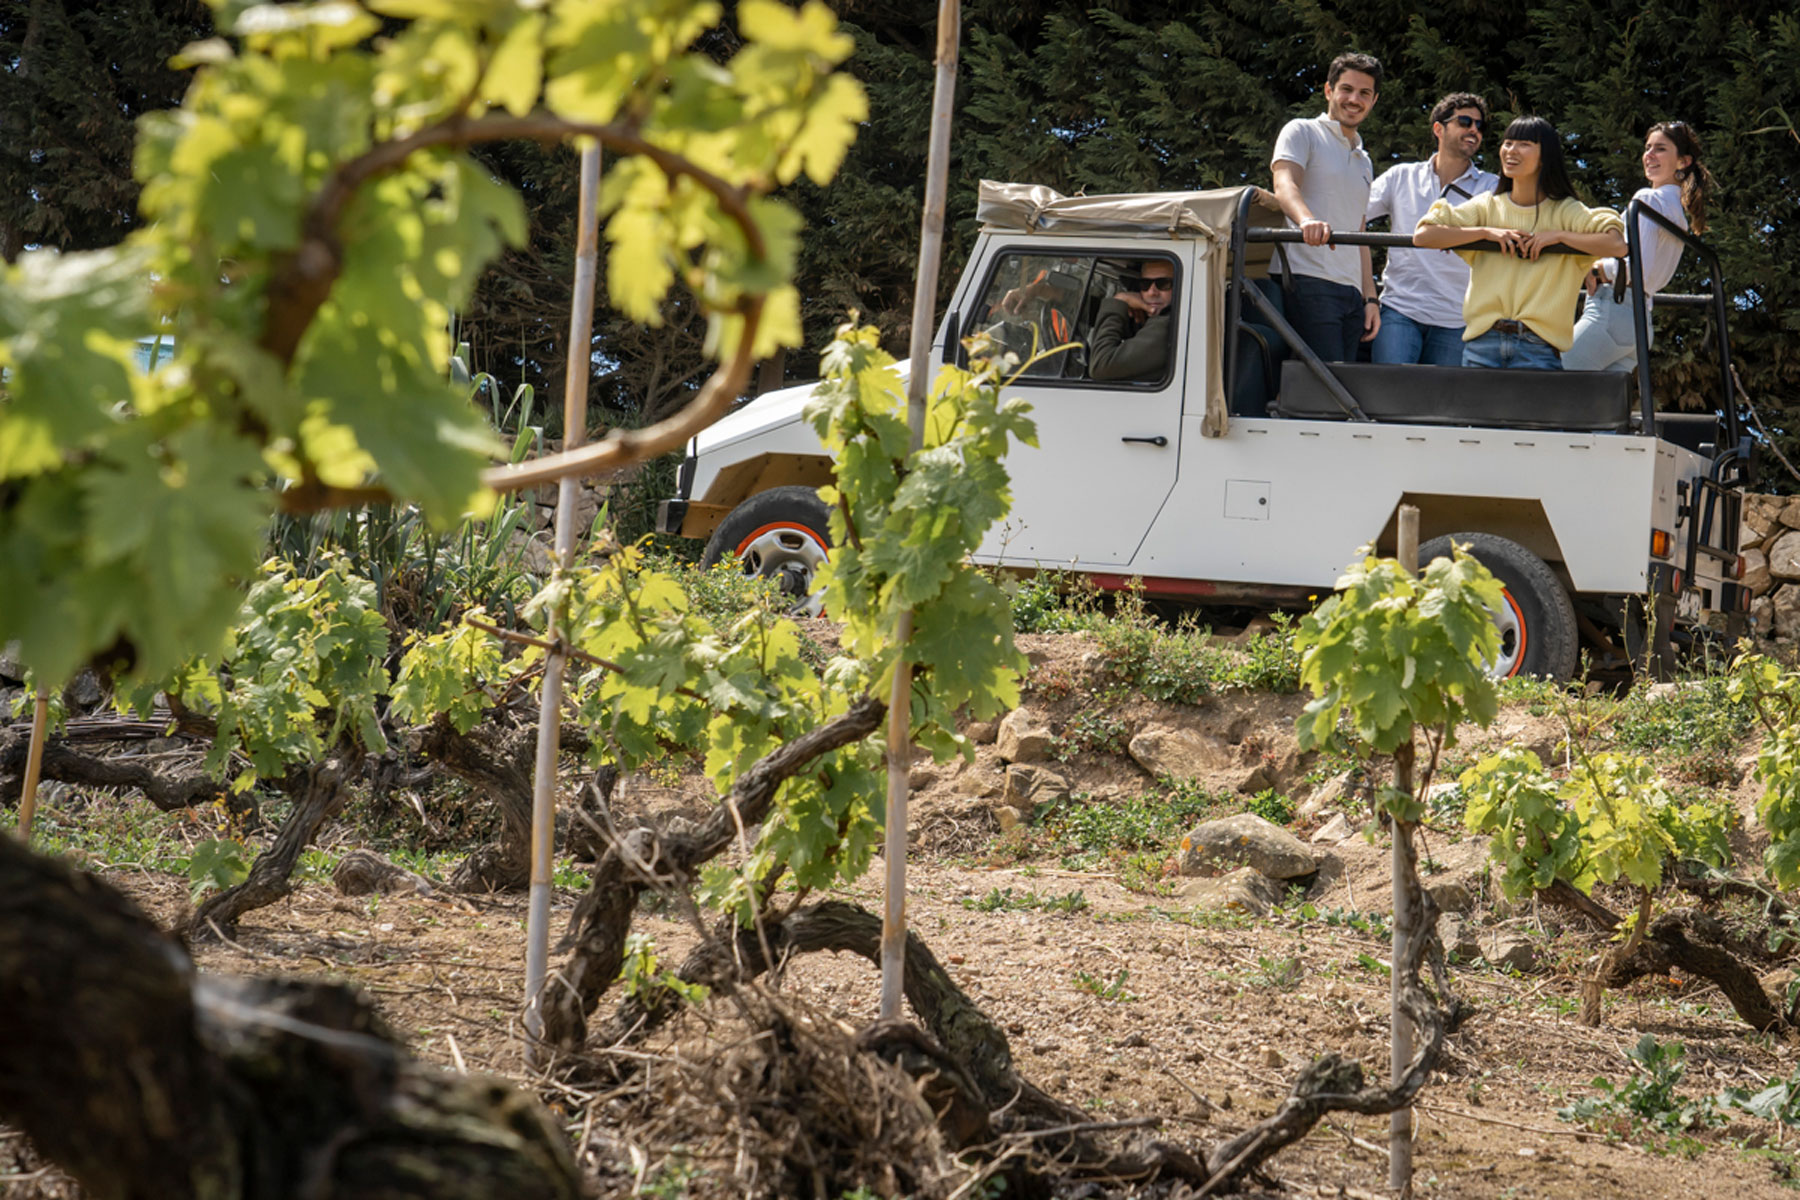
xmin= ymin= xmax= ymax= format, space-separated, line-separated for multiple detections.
xmin=5 ymin=631 xmax=1800 ymax=1199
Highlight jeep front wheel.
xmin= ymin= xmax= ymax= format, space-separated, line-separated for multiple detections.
xmin=701 ymin=486 xmax=833 ymax=615
xmin=1418 ymin=532 xmax=1578 ymax=681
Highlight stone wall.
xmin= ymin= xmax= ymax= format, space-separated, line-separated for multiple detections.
xmin=1739 ymin=492 xmax=1800 ymax=639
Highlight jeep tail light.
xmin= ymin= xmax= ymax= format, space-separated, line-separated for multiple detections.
xmin=1672 ymin=569 xmax=1684 ymax=595
xmin=1650 ymin=529 xmax=1673 ymax=560
xmin=1734 ymin=554 xmax=1747 ymax=580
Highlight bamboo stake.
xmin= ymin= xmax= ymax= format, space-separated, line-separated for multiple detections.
xmin=880 ymin=0 xmax=959 ymax=1022
xmin=524 ymin=141 xmax=602 ymax=1062
xmin=1390 ymin=503 xmax=1420 ymax=1194
xmin=15 ymin=692 xmax=49 ymax=842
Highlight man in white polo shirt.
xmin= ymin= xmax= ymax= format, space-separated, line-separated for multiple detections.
xmin=1365 ymin=92 xmax=1499 ymax=365
xmin=1269 ymin=52 xmax=1381 ymax=363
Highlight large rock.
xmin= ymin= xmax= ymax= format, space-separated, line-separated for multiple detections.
xmin=1310 ymin=813 xmax=1357 ymax=845
xmin=1427 ymin=879 xmax=1475 ymax=913
xmin=1742 ymin=493 xmax=1785 ymax=546
xmin=1179 ymin=813 xmax=1316 ymax=880
xmin=1177 ymin=866 xmax=1281 ymax=917
xmin=1479 ymin=928 xmax=1537 ymax=974
xmin=1753 ymin=594 xmax=1774 ymax=638
xmin=1779 ymin=496 xmax=1800 ymax=533
xmin=1768 ymin=530 xmax=1800 ymax=582
xmin=1744 ymin=547 xmax=1772 ymax=596
xmin=1437 ymin=912 xmax=1482 ymax=962
xmin=1001 ymin=764 xmax=1069 ymax=813
xmin=62 ymin=669 xmax=103 ymax=711
xmin=996 ymin=709 xmax=1055 ymax=764
xmin=1774 ymin=585 xmax=1800 ymax=641
xmin=1128 ymin=725 xmax=1235 ymax=780
xmin=1297 ymin=772 xmax=1348 ymax=820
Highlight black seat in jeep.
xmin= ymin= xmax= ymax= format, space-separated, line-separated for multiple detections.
xmin=1274 ymin=361 xmax=1633 ymax=433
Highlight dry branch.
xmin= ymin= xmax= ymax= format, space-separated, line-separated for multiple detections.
xmin=0 ymin=727 xmax=219 ymax=813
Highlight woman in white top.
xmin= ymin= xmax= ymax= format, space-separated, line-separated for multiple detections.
xmin=1564 ymin=121 xmax=1715 ymax=372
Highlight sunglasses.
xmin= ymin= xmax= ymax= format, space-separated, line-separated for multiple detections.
xmin=1446 ymin=114 xmax=1484 ymax=131
xmin=1137 ymin=276 xmax=1175 ymax=292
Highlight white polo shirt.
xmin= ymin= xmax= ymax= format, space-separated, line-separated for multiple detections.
xmin=1366 ymin=156 xmax=1498 ymax=327
xmin=1270 ymin=112 xmax=1374 ymax=292
xmin=1598 ymin=184 xmax=1688 ymax=316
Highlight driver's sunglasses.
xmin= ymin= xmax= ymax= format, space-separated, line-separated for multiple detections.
xmin=1447 ymin=114 xmax=1484 ymax=130
xmin=1138 ymin=276 xmax=1175 ymax=292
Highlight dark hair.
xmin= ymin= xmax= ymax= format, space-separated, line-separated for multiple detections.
xmin=1495 ymin=115 xmax=1577 ymax=204
xmin=1429 ymin=92 xmax=1487 ymax=127
xmin=1648 ymin=120 xmax=1714 ymax=235
xmin=1327 ymin=52 xmax=1382 ymax=89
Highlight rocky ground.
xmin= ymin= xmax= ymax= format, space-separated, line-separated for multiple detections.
xmin=6 ymin=630 xmax=1800 ymax=1198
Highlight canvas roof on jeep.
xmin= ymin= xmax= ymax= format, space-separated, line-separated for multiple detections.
xmin=975 ymin=181 xmax=1287 ymax=428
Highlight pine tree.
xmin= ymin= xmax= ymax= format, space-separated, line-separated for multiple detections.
xmin=0 ymin=0 xmax=212 ymax=261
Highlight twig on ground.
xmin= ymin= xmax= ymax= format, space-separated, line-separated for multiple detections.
xmin=1322 ymin=1119 xmax=1389 ymax=1159
xmin=1006 ymin=1116 xmax=1161 ymax=1140
xmin=1160 ymin=1066 xmax=1221 ymax=1113
xmin=1413 ymin=1101 xmax=1606 ymax=1143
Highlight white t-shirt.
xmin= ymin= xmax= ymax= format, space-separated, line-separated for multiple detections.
xmin=1365 ymin=156 xmax=1499 ymax=327
xmin=1600 ymin=184 xmax=1687 ymax=314
xmin=1270 ymin=112 xmax=1374 ymax=291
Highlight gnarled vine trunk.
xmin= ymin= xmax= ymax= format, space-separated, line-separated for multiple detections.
xmin=0 ymin=835 xmax=580 ymax=1200
xmin=191 ymin=753 xmax=359 ymax=937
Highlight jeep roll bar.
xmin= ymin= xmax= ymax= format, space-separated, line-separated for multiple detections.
xmin=1225 ymin=189 xmax=1747 ymax=482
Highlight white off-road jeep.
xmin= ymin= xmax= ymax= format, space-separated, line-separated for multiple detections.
xmin=657 ymin=182 xmax=1753 ymax=679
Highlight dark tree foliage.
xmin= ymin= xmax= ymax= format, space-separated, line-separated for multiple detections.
xmin=11 ymin=0 xmax=1800 ymax=477
xmin=0 ymin=0 xmax=212 ymax=262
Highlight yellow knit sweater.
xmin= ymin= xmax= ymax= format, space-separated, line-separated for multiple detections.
xmin=1417 ymin=193 xmax=1625 ymax=351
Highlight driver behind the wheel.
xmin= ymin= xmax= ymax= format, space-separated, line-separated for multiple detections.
xmin=1088 ymin=259 xmax=1177 ymax=381
xmin=986 ymin=258 xmax=1083 ymax=371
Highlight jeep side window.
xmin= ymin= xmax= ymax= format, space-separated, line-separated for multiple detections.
xmin=968 ymin=252 xmax=1174 ymax=386
xmin=972 ymin=253 xmax=1092 ymax=378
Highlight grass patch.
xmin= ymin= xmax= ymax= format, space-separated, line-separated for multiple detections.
xmin=961 ymin=886 xmax=1090 ymax=914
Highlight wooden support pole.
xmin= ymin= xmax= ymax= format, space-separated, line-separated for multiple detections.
xmin=524 ymin=141 xmax=601 ymax=1060
xmin=880 ymin=0 xmax=959 ymax=1023
xmin=15 ymin=692 xmax=49 ymax=842
xmin=1390 ymin=503 xmax=1420 ymax=1194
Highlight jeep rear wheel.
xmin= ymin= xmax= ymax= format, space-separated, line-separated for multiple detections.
xmin=1418 ymin=532 xmax=1578 ymax=680
xmin=701 ymin=486 xmax=832 ymax=615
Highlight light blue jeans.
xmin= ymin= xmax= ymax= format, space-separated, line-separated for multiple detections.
xmin=1462 ymin=326 xmax=1563 ymax=370
xmin=1371 ymin=306 xmax=1466 ymax=367
xmin=1563 ymin=290 xmax=1648 ymax=372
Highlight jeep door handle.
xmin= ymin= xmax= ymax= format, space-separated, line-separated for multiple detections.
xmin=1121 ymin=435 xmax=1169 ymax=447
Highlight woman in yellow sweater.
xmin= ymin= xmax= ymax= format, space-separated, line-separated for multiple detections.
xmin=1414 ymin=116 xmax=1626 ymax=369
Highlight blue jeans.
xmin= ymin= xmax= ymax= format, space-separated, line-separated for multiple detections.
xmin=1371 ymin=306 xmax=1466 ymax=366
xmin=1278 ymin=275 xmax=1364 ymax=363
xmin=1562 ymin=290 xmax=1647 ymax=372
xmin=1462 ymin=326 xmax=1563 ymax=370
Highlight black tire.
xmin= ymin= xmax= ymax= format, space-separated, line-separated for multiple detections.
xmin=1418 ymin=532 xmax=1578 ymax=680
xmin=701 ymin=486 xmax=833 ymax=612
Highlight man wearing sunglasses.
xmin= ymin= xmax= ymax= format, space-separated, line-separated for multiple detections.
xmin=1364 ymin=93 xmax=1498 ymax=365
xmin=1089 ymin=259 xmax=1177 ymax=381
